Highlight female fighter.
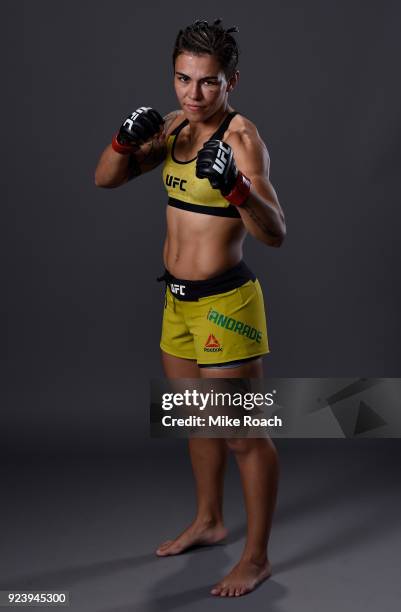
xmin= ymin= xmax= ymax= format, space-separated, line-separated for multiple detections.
xmin=95 ymin=19 xmax=286 ymax=597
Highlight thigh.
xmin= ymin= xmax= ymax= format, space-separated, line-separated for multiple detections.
xmin=161 ymin=350 xmax=200 ymax=378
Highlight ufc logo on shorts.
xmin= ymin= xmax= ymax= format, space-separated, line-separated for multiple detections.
xmin=123 ymin=107 xmax=150 ymax=130
xmin=212 ymin=142 xmax=231 ymax=174
xmin=170 ymin=283 xmax=186 ymax=296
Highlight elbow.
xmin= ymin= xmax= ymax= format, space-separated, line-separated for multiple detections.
xmin=269 ymin=236 xmax=284 ymax=248
xmin=94 ymin=172 xmax=119 ymax=189
xmin=276 ymin=217 xmax=287 ymax=247
xmin=276 ymin=226 xmax=287 ymax=247
xmin=269 ymin=224 xmax=286 ymax=248
xmin=94 ymin=170 xmax=107 ymax=188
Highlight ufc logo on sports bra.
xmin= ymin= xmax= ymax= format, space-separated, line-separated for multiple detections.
xmin=166 ymin=174 xmax=187 ymax=191
xmin=170 ymin=283 xmax=186 ymax=296
xmin=123 ymin=106 xmax=150 ymax=130
xmin=212 ymin=142 xmax=231 ymax=174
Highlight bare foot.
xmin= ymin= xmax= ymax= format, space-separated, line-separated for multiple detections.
xmin=156 ymin=520 xmax=228 ymax=557
xmin=211 ymin=558 xmax=272 ymax=597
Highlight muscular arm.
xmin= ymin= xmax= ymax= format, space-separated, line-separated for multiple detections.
xmin=94 ymin=110 xmax=180 ymax=189
xmin=227 ymin=128 xmax=286 ymax=247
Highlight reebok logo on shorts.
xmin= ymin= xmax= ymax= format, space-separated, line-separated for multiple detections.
xmin=207 ymin=309 xmax=262 ymax=343
xmin=204 ymin=334 xmax=223 ymax=352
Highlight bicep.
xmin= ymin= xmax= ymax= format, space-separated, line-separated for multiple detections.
xmin=230 ymin=129 xmax=270 ymax=180
xmin=233 ymin=138 xmax=278 ymax=205
xmin=234 ymin=137 xmax=284 ymax=218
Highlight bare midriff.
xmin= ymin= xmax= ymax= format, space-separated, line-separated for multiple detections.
xmin=163 ymin=205 xmax=246 ymax=280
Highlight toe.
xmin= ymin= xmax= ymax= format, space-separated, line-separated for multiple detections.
xmin=211 ymin=584 xmax=222 ymax=596
xmin=157 ymin=539 xmax=173 ymax=549
xmin=156 ymin=540 xmax=174 ymax=555
xmin=168 ymin=543 xmax=183 ymax=554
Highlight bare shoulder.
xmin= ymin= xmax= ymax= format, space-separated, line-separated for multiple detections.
xmin=225 ymin=114 xmax=270 ymax=176
xmin=225 ymin=114 xmax=268 ymax=154
xmin=163 ymin=109 xmax=185 ymax=137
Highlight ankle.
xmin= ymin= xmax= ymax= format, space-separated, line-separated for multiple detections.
xmin=241 ymin=551 xmax=269 ymax=566
xmin=194 ymin=514 xmax=224 ymax=528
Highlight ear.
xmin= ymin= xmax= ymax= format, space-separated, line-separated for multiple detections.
xmin=227 ymin=70 xmax=240 ymax=93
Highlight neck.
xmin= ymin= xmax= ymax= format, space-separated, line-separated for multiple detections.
xmin=187 ymin=103 xmax=232 ymax=139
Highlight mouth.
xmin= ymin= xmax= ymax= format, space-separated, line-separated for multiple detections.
xmin=185 ymin=104 xmax=204 ymax=112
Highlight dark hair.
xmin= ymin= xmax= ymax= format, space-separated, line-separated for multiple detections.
xmin=173 ymin=18 xmax=240 ymax=79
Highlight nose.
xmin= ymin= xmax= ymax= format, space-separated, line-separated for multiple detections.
xmin=188 ymin=81 xmax=202 ymax=101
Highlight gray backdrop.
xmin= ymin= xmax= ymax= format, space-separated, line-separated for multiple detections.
xmin=2 ymin=0 xmax=401 ymax=453
xmin=2 ymin=4 xmax=401 ymax=611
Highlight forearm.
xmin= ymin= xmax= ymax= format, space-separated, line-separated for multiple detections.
xmin=196 ymin=129 xmax=286 ymax=247
xmin=238 ymin=189 xmax=286 ymax=247
xmin=95 ymin=106 xmax=168 ymax=189
xmin=94 ymin=145 xmax=140 ymax=189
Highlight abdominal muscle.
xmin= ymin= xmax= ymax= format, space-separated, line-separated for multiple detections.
xmin=163 ymin=205 xmax=246 ymax=280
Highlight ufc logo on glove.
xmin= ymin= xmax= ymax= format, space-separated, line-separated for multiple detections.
xmin=123 ymin=107 xmax=151 ymax=130
xmin=212 ymin=142 xmax=231 ymax=174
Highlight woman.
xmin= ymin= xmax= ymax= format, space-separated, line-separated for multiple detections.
xmin=95 ymin=19 xmax=286 ymax=598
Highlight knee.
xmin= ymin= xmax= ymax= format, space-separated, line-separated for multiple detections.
xmin=225 ymin=438 xmax=253 ymax=454
xmin=225 ymin=437 xmax=279 ymax=461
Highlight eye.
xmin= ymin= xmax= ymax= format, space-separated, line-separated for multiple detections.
xmin=177 ymin=75 xmax=189 ymax=82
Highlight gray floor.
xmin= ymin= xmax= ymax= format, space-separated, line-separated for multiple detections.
xmin=1 ymin=440 xmax=400 ymax=611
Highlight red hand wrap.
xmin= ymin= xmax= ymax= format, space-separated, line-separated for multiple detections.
xmin=111 ymin=133 xmax=136 ymax=155
xmin=224 ymin=172 xmax=251 ymax=206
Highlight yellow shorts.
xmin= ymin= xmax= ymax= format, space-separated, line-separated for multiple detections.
xmin=160 ymin=279 xmax=269 ymax=366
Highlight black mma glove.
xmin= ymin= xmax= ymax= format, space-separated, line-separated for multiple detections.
xmin=196 ymin=140 xmax=251 ymax=206
xmin=112 ymin=107 xmax=164 ymax=154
